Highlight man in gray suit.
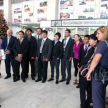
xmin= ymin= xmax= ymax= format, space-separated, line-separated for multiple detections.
xmin=35 ymin=30 xmax=53 ymax=83
xmin=35 ymin=28 xmax=42 ymax=74
xmin=59 ymin=29 xmax=74 ymax=85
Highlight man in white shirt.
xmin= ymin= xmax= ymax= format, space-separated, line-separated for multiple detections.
xmin=59 ymin=29 xmax=74 ymax=85
xmin=35 ymin=28 xmax=42 ymax=75
xmin=35 ymin=30 xmax=53 ymax=83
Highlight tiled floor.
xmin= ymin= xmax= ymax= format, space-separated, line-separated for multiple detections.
xmin=0 ymin=61 xmax=107 ymax=108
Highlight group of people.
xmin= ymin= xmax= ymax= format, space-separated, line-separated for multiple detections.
xmin=0 ymin=26 xmax=108 ymax=108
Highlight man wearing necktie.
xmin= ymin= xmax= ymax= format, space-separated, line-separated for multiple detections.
xmin=25 ymin=28 xmax=37 ymax=81
xmin=13 ymin=31 xmax=29 ymax=82
xmin=60 ymin=29 xmax=74 ymax=85
xmin=35 ymin=28 xmax=42 ymax=75
xmin=35 ymin=30 xmax=53 ymax=83
xmin=48 ymin=32 xmax=63 ymax=84
xmin=2 ymin=29 xmax=16 ymax=80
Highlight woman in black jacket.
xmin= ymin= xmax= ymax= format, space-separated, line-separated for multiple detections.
xmin=78 ymin=34 xmax=98 ymax=108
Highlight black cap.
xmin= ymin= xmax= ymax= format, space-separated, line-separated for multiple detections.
xmin=27 ymin=28 xmax=33 ymax=33
xmin=90 ymin=34 xmax=98 ymax=41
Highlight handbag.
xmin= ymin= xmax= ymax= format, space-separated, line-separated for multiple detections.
xmin=80 ymin=53 xmax=94 ymax=77
xmin=92 ymin=65 xmax=108 ymax=84
xmin=92 ymin=41 xmax=108 ymax=84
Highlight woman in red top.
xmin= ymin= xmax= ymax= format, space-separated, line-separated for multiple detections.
xmin=73 ymin=34 xmax=83 ymax=85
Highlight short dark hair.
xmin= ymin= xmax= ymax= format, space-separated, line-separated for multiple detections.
xmin=36 ymin=28 xmax=42 ymax=32
xmin=19 ymin=31 xmax=24 ymax=35
xmin=42 ymin=30 xmax=48 ymax=34
xmin=55 ymin=32 xmax=61 ymax=39
xmin=84 ymin=35 xmax=90 ymax=40
xmin=27 ymin=28 xmax=33 ymax=33
xmin=90 ymin=34 xmax=98 ymax=41
xmin=65 ymin=29 xmax=71 ymax=33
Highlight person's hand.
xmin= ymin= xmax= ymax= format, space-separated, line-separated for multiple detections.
xmin=5 ymin=50 xmax=10 ymax=54
xmin=6 ymin=50 xmax=10 ymax=54
xmin=18 ymin=54 xmax=23 ymax=58
xmin=86 ymin=72 xmax=91 ymax=81
xmin=35 ymin=57 xmax=38 ymax=61
xmin=68 ymin=57 xmax=72 ymax=61
xmin=31 ymin=57 xmax=35 ymax=59
xmin=45 ymin=59 xmax=49 ymax=62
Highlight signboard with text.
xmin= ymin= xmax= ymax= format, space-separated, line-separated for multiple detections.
xmin=51 ymin=19 xmax=108 ymax=27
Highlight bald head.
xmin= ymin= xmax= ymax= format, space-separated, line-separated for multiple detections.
xmin=7 ymin=29 xmax=13 ymax=37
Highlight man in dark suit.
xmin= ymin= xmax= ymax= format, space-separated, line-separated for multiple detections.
xmin=35 ymin=28 xmax=42 ymax=74
xmin=48 ymin=32 xmax=63 ymax=84
xmin=77 ymin=35 xmax=90 ymax=88
xmin=13 ymin=31 xmax=29 ymax=82
xmin=2 ymin=29 xmax=16 ymax=79
xmin=25 ymin=28 xmax=37 ymax=80
xmin=60 ymin=29 xmax=74 ymax=85
xmin=35 ymin=30 xmax=53 ymax=83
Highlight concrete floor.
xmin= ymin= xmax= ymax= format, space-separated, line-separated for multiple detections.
xmin=0 ymin=61 xmax=107 ymax=108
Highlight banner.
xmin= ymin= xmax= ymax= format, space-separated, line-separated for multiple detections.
xmin=51 ymin=19 xmax=108 ymax=27
xmin=78 ymin=0 xmax=95 ymax=19
xmin=37 ymin=0 xmax=47 ymax=23
xmin=23 ymin=1 xmax=34 ymax=23
xmin=100 ymin=0 xmax=108 ymax=19
xmin=60 ymin=0 xmax=73 ymax=19
xmin=12 ymin=3 xmax=22 ymax=23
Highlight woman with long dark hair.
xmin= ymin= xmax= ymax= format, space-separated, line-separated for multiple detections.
xmin=73 ymin=34 xmax=83 ymax=84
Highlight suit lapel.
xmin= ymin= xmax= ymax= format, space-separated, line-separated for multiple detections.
xmin=65 ymin=38 xmax=71 ymax=49
xmin=21 ymin=38 xmax=26 ymax=45
xmin=42 ymin=38 xmax=48 ymax=49
xmin=8 ymin=36 xmax=13 ymax=45
xmin=6 ymin=36 xmax=7 ymax=46
xmin=54 ymin=41 xmax=59 ymax=47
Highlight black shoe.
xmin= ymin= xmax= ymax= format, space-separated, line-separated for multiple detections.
xmin=48 ymin=78 xmax=54 ymax=82
xmin=76 ymin=85 xmax=80 ymax=88
xmin=22 ymin=79 xmax=26 ymax=82
xmin=66 ymin=81 xmax=70 ymax=85
xmin=0 ymin=105 xmax=1 ymax=107
xmin=4 ymin=76 xmax=11 ymax=79
xmin=35 ymin=79 xmax=41 ymax=82
xmin=59 ymin=79 xmax=65 ymax=82
xmin=32 ymin=77 xmax=35 ymax=80
xmin=13 ymin=77 xmax=16 ymax=79
xmin=13 ymin=78 xmax=20 ymax=82
xmin=42 ymin=80 xmax=46 ymax=83
xmin=55 ymin=80 xmax=59 ymax=84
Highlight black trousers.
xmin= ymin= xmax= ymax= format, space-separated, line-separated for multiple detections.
xmin=26 ymin=57 xmax=35 ymax=78
xmin=50 ymin=58 xmax=60 ymax=80
xmin=80 ymin=76 xmax=92 ymax=108
xmin=61 ymin=55 xmax=71 ymax=81
xmin=14 ymin=58 xmax=26 ymax=80
xmin=5 ymin=56 xmax=15 ymax=77
xmin=73 ymin=58 xmax=78 ymax=77
xmin=38 ymin=54 xmax=48 ymax=81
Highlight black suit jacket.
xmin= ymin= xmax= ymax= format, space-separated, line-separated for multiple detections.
xmin=13 ymin=38 xmax=29 ymax=58
xmin=37 ymin=38 xmax=53 ymax=60
xmin=62 ymin=37 xmax=74 ymax=60
xmin=26 ymin=36 xmax=37 ymax=57
xmin=51 ymin=41 xmax=63 ymax=59
xmin=78 ymin=46 xmax=95 ymax=68
xmin=78 ymin=44 xmax=86 ymax=64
